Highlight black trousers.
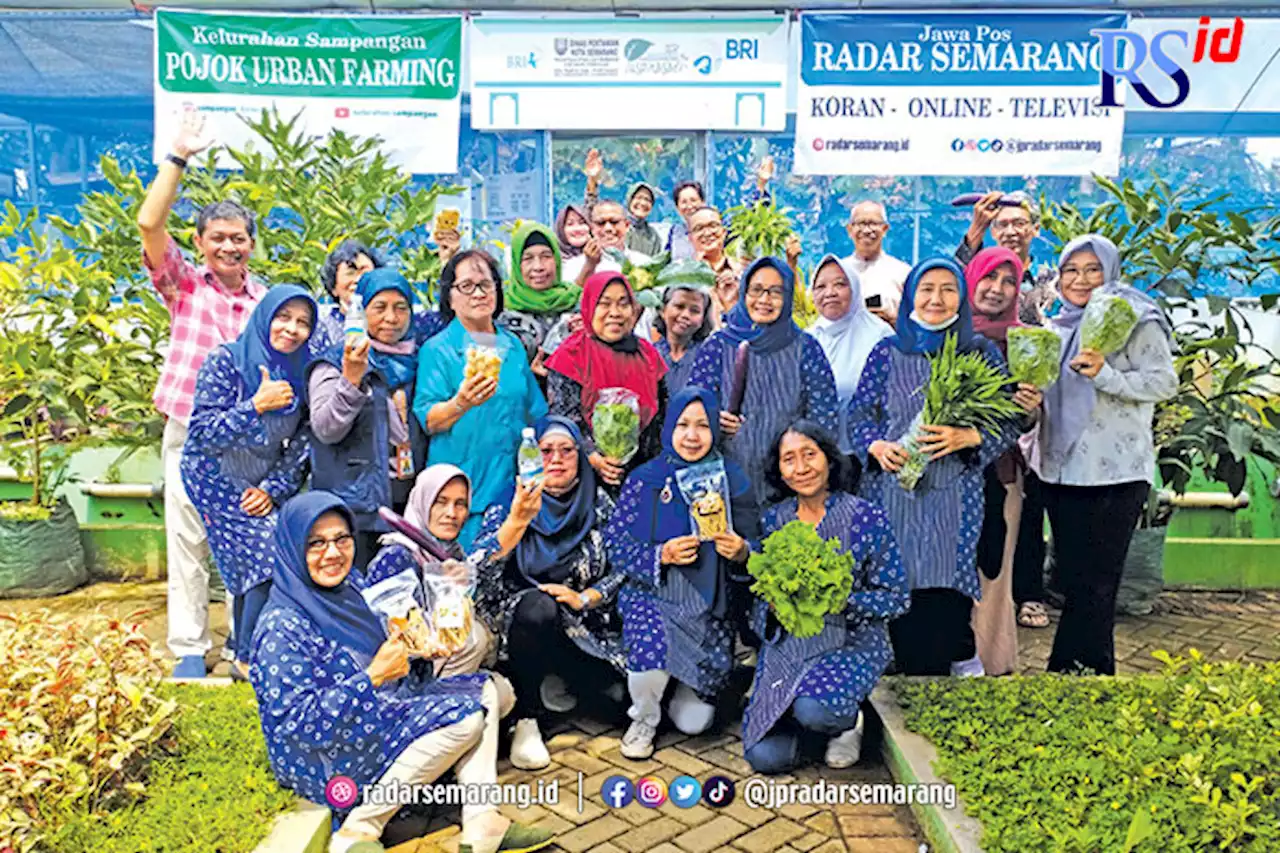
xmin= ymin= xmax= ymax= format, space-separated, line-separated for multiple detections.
xmin=889 ymin=588 xmax=976 ymax=676
xmin=976 ymin=466 xmax=1008 ymax=581
xmin=504 ymin=591 xmax=615 ymax=721
xmin=1013 ymin=469 xmax=1049 ymax=605
xmin=1042 ymin=479 xmax=1148 ymax=675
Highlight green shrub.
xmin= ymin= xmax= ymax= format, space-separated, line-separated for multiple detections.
xmin=893 ymin=650 xmax=1280 ymax=852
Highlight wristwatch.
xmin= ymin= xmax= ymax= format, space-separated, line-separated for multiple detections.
xmin=166 ymin=153 xmax=189 ymax=169
xmin=578 ymin=591 xmax=591 ymax=609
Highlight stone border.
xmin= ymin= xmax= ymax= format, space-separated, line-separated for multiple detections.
xmin=869 ymin=682 xmax=986 ymax=853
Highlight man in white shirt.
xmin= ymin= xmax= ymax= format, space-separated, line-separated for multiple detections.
xmin=842 ymin=200 xmax=911 ymax=326
xmin=573 ymin=199 xmax=653 ymax=287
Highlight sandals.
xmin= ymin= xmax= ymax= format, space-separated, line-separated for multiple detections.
xmin=1018 ymin=601 xmax=1051 ymax=629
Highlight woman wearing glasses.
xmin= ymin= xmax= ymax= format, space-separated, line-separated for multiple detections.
xmin=1025 ymin=235 xmax=1175 ymax=675
xmin=688 ymin=257 xmax=840 ymax=505
xmin=412 ymin=251 xmax=549 ymax=547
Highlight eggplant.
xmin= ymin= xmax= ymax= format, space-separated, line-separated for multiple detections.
xmin=727 ymin=340 xmax=750 ymax=415
xmin=950 ymin=192 xmax=1033 ymax=208
xmin=377 ymin=506 xmax=453 ymax=561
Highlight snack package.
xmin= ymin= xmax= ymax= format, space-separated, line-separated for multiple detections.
xmin=676 ymin=460 xmax=734 ymax=541
xmin=422 ymin=573 xmax=475 ymax=657
xmin=361 ymin=569 xmax=433 ymax=656
xmin=1080 ymin=292 xmax=1139 ymax=355
xmin=435 ymin=208 xmax=461 ymax=232
xmin=464 ymin=333 xmax=506 ymax=384
xmin=592 ymin=387 xmax=642 ymax=464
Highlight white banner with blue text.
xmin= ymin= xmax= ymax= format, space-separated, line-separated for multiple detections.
xmin=795 ymin=12 xmax=1128 ymax=176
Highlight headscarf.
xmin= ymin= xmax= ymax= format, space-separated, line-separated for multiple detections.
xmin=889 ymin=257 xmax=979 ymax=355
xmin=544 ymin=271 xmax=668 ymax=428
xmin=222 ymin=284 xmax=317 ymax=412
xmin=355 ymin=267 xmax=418 ymax=390
xmin=964 ymin=247 xmax=1025 ymax=348
xmin=381 ymin=464 xmax=470 ymax=566
xmin=505 ymin=416 xmax=598 ymax=584
xmin=1043 ymin=234 xmax=1172 ymax=463
xmin=808 ymin=254 xmax=894 ymax=406
xmin=554 ymin=204 xmax=589 ymax=259
xmin=505 ymin=222 xmax=583 ymax=314
xmin=719 ymin=256 xmax=801 ymax=356
xmin=628 ymin=387 xmax=757 ymax=617
xmin=265 ymin=491 xmax=385 ymax=658
xmin=625 ymin=183 xmax=664 ymax=258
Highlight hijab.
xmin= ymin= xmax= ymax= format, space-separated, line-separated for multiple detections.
xmin=506 ymin=222 xmax=583 ymax=314
xmin=1043 ymin=234 xmax=1172 ymax=463
xmin=890 ymin=256 xmax=979 ymax=355
xmin=719 ymin=256 xmax=801 ymax=356
xmin=964 ymin=247 xmax=1025 ymax=348
xmin=265 ymin=491 xmax=386 ymax=658
xmin=380 ymin=464 xmax=470 ymax=566
xmin=808 ymin=254 xmax=894 ymax=404
xmin=223 ymin=284 xmax=317 ymax=410
xmin=507 ymin=416 xmax=599 ymax=584
xmin=544 ymin=271 xmax=668 ymax=428
xmin=554 ymin=204 xmax=589 ymax=259
xmin=628 ymin=386 xmax=757 ymax=617
xmin=625 ymin=183 xmax=664 ymax=257
xmin=355 ymin=267 xmax=418 ymax=390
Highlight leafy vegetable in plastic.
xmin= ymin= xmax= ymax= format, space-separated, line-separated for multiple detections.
xmin=746 ymin=520 xmax=854 ymax=639
xmin=1006 ymin=326 xmax=1062 ymax=389
xmin=593 ymin=403 xmax=641 ymax=462
xmin=1080 ymin=292 xmax=1140 ymax=355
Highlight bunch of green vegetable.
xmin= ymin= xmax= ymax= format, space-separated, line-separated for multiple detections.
xmin=1006 ymin=326 xmax=1062 ymax=388
xmin=897 ymin=333 xmax=1024 ymax=490
xmin=593 ymin=400 xmax=641 ymax=463
xmin=1080 ymin=292 xmax=1140 ymax=354
xmin=724 ymin=199 xmax=795 ymax=261
xmin=746 ymin=520 xmax=854 ymax=638
xmin=607 ymin=248 xmax=670 ymax=294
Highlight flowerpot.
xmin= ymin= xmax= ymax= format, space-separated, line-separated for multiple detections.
xmin=0 ymin=497 xmax=88 ymax=598
xmin=1117 ymin=526 xmax=1167 ymax=616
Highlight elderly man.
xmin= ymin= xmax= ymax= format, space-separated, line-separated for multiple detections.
xmin=574 ymin=199 xmax=656 ymax=288
xmin=841 ymin=200 xmax=911 ymax=326
xmin=136 ymin=108 xmax=266 ymax=678
xmin=955 ymin=190 xmax=1059 ymax=325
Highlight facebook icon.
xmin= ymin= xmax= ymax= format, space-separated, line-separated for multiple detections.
xmin=601 ymin=775 xmax=634 ymax=808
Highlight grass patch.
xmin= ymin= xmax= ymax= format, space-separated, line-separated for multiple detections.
xmin=892 ymin=651 xmax=1280 ymax=853
xmin=45 ymin=683 xmax=296 ymax=853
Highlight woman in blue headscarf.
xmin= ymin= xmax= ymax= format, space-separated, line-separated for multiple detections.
xmin=470 ymin=416 xmax=627 ymax=771
xmin=1025 ymin=234 xmax=1175 ymax=676
xmin=688 ymin=257 xmax=839 ymax=505
xmin=182 ymin=284 xmax=316 ymax=678
xmin=847 ymin=257 xmax=1028 ymax=677
xmin=309 ymin=267 xmax=429 ymax=569
xmin=605 ymin=386 xmax=761 ymax=760
xmin=251 ymin=492 xmax=553 ymax=853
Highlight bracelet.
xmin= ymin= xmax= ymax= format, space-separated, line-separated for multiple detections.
xmin=166 ymin=153 xmax=189 ymax=169
xmin=452 ymin=397 xmax=465 ymax=414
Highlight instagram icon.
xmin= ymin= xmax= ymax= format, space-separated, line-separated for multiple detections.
xmin=635 ymin=776 xmax=668 ymax=808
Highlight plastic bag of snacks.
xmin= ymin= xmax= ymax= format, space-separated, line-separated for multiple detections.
xmin=422 ymin=571 xmax=475 ymax=657
xmin=592 ymin=387 xmax=642 ymax=464
xmin=676 ymin=460 xmax=734 ymax=542
xmin=464 ymin=333 xmax=505 ymax=384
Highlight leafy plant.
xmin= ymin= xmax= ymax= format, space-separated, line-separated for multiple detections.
xmin=0 ymin=610 xmax=179 ymax=852
xmin=746 ymin=520 xmax=854 ymax=638
xmin=1041 ymin=174 xmax=1280 ymax=497
xmin=592 ymin=399 xmax=641 ymax=464
xmin=1006 ymin=326 xmax=1062 ymax=388
xmin=724 ymin=197 xmax=794 ymax=262
xmin=894 ymin=651 xmax=1280 ymax=853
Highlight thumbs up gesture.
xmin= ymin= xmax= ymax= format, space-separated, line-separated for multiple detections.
xmin=252 ymin=365 xmax=295 ymax=415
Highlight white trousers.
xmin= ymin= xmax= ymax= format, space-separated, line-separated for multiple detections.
xmin=163 ymin=417 xmax=213 ymax=659
xmin=627 ymin=670 xmax=715 ymax=735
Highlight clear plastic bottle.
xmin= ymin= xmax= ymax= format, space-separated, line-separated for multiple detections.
xmin=518 ymin=427 xmax=544 ymax=487
xmin=344 ymin=296 xmax=366 ymax=343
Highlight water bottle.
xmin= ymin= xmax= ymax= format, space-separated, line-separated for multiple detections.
xmin=344 ymin=296 xmax=366 ymax=343
xmin=518 ymin=427 xmax=544 ymax=487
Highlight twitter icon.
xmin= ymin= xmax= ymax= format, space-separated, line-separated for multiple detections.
xmin=669 ymin=775 xmax=702 ymax=809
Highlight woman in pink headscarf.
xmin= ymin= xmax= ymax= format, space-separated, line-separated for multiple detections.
xmin=965 ymin=247 xmax=1044 ymax=675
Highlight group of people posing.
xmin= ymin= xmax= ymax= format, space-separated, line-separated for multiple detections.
xmin=140 ymin=113 xmax=1176 ymax=853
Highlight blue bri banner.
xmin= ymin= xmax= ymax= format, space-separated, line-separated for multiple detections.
xmin=794 ymin=12 xmax=1128 ymax=177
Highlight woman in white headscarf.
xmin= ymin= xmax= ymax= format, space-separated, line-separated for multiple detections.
xmin=807 ymin=254 xmax=895 ymax=460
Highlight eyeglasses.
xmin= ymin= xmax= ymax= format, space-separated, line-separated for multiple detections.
xmin=850 ymin=219 xmax=886 ymax=230
xmin=306 ymin=533 xmax=355 ymax=556
xmin=690 ymin=222 xmax=723 ymax=236
xmin=1060 ymin=265 xmax=1105 ymax=282
xmin=993 ymin=219 xmax=1033 ymax=233
xmin=540 ymin=446 xmax=576 ymax=460
xmin=746 ymin=286 xmax=786 ymax=301
xmin=455 ymin=279 xmax=495 ymax=296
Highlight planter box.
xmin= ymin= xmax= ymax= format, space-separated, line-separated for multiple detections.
xmin=80 ymin=481 xmax=167 ymax=582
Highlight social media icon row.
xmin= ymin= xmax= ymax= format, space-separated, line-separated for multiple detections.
xmin=601 ymin=775 xmax=736 ymax=809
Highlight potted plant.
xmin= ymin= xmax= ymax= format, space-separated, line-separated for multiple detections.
xmin=723 ymin=197 xmax=819 ymax=328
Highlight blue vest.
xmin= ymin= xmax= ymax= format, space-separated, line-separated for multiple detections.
xmin=307 ymin=346 xmax=427 ymax=532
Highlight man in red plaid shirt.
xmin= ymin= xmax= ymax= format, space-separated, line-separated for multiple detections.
xmin=137 ymin=108 xmax=266 ymax=678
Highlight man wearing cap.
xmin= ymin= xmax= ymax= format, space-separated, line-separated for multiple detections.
xmin=956 ymin=190 xmax=1059 ymax=325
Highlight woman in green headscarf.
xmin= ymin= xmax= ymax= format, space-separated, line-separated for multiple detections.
xmin=499 ymin=222 xmax=584 ymax=374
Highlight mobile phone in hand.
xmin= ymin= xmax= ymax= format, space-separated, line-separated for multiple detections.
xmin=865 ymin=294 xmax=883 ymax=309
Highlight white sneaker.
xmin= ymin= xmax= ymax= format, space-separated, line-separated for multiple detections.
xmin=825 ymin=712 xmax=864 ymax=769
xmin=620 ymin=720 xmax=657 ymax=759
xmin=509 ymin=718 xmax=551 ymax=770
xmin=539 ymin=673 xmax=578 ymax=713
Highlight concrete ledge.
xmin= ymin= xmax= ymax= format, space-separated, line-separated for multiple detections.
xmin=80 ymin=481 xmax=164 ymax=499
xmin=252 ymin=799 xmax=331 ymax=853
xmin=869 ymin=682 xmax=986 ymax=853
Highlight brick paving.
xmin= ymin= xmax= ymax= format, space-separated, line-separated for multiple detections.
xmin=4 ymin=583 xmax=1278 ymax=851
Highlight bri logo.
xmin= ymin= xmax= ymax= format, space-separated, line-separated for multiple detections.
xmin=1092 ymin=17 xmax=1245 ymax=110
